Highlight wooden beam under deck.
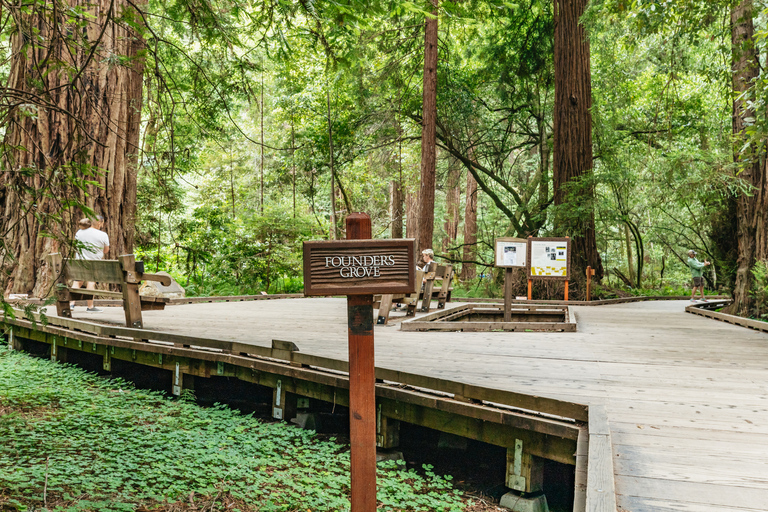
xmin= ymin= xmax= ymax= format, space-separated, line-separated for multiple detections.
xmin=5 ymin=317 xmax=581 ymax=467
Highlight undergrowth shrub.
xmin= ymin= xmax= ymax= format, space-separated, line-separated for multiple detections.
xmin=750 ymin=260 xmax=768 ymax=321
xmin=0 ymin=350 xmax=466 ymax=511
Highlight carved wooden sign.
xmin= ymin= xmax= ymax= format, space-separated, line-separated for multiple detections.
xmin=303 ymin=239 xmax=416 ymax=296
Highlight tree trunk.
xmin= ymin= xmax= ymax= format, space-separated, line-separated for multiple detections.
xmin=406 ymin=190 xmax=419 ymax=240
xmin=624 ymin=224 xmax=635 ymax=286
xmin=417 ymin=0 xmax=438 ymax=254
xmin=460 ymin=169 xmax=478 ymax=280
xmin=391 ymin=181 xmax=404 ymax=239
xmin=442 ymin=158 xmax=461 ymax=255
xmin=1 ymin=0 xmax=144 ymax=297
xmin=729 ymin=0 xmax=763 ymax=316
xmin=327 ymin=87 xmax=337 ymax=240
xmin=553 ymin=0 xmax=603 ymax=284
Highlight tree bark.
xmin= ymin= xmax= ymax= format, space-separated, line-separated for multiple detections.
xmin=391 ymin=181 xmax=404 ymax=239
xmin=729 ymin=0 xmax=764 ymax=316
xmin=460 ymin=169 xmax=478 ymax=280
xmin=406 ymin=190 xmax=418 ymax=240
xmin=417 ymin=0 xmax=438 ymax=254
xmin=442 ymin=158 xmax=461 ymax=254
xmin=1 ymin=0 xmax=144 ymax=297
xmin=553 ymin=0 xmax=603 ymax=283
xmin=327 ymin=87 xmax=337 ymax=240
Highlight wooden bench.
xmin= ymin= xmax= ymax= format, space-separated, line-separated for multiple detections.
xmin=374 ymin=264 xmax=454 ymax=324
xmin=420 ymin=264 xmax=454 ymax=313
xmin=49 ymin=253 xmax=172 ymax=329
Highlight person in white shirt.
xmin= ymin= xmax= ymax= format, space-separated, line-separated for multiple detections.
xmin=71 ymin=216 xmax=110 ymax=312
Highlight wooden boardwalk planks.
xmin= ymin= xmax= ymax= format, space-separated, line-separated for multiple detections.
xmin=39 ymin=298 xmax=768 ymax=511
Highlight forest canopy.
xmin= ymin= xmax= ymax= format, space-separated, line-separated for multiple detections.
xmin=1 ymin=0 xmax=767 ymax=317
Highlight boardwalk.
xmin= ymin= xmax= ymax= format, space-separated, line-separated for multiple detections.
xmin=59 ymin=299 xmax=768 ymax=512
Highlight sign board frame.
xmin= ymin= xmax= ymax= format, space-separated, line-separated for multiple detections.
xmin=495 ymin=238 xmax=528 ymax=268
xmin=303 ymin=239 xmax=416 ymax=296
xmin=527 ymin=237 xmax=570 ymax=281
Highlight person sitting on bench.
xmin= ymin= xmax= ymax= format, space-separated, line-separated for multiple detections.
xmin=71 ymin=216 xmax=110 ymax=312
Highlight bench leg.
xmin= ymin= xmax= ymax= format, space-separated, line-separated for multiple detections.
xmin=56 ymin=288 xmax=72 ymax=318
xmin=377 ymin=294 xmax=394 ymax=324
xmin=420 ymin=281 xmax=435 ymax=313
xmin=119 ymin=254 xmax=143 ymax=329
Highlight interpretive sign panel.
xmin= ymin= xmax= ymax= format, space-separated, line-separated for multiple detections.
xmin=527 ymin=237 xmax=570 ymax=280
xmin=495 ymin=238 xmax=528 ymax=268
xmin=303 ymin=239 xmax=416 ymax=296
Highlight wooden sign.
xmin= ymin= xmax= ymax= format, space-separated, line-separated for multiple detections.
xmin=495 ymin=238 xmax=528 ymax=268
xmin=527 ymin=237 xmax=570 ymax=280
xmin=303 ymin=239 xmax=416 ymax=296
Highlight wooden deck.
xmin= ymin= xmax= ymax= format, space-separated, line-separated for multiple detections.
xmin=51 ymin=298 xmax=768 ymax=511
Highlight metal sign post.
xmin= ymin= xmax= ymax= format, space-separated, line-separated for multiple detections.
xmin=303 ymin=213 xmax=415 ymax=512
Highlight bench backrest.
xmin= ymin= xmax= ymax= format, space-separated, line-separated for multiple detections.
xmin=64 ymin=259 xmax=125 ymax=284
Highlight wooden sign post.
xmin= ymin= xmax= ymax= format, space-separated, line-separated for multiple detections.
xmin=526 ymin=236 xmax=570 ymax=301
xmin=585 ymin=266 xmax=595 ymax=301
xmin=494 ymin=238 xmax=528 ymax=321
xmin=303 ymin=213 xmax=415 ymax=512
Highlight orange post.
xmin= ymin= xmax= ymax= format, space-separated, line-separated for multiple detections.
xmin=527 ymin=278 xmax=532 ymax=301
xmin=564 ymin=280 xmax=569 ymax=301
xmin=345 ymin=213 xmax=377 ymax=512
xmin=586 ymin=266 xmax=592 ymax=302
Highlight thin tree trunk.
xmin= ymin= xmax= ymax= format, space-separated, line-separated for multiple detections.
xmin=406 ymin=191 xmax=418 ymax=240
xmin=391 ymin=110 xmax=404 ymax=239
xmin=391 ymin=181 xmax=404 ymax=239
xmin=553 ymin=0 xmax=603 ymax=285
xmin=460 ymin=169 xmax=478 ymax=280
xmin=260 ymin=64 xmax=265 ymax=215
xmin=730 ymin=0 xmax=763 ymax=316
xmin=327 ymin=87 xmax=337 ymax=240
xmin=625 ymin=223 xmax=635 ymax=286
xmin=443 ymin=158 xmax=461 ymax=254
xmin=1 ymin=0 xmax=144 ymax=296
xmin=291 ymin=109 xmax=296 ymax=219
xmin=417 ymin=0 xmax=438 ymax=254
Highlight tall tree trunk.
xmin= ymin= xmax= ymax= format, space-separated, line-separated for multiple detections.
xmin=391 ymin=112 xmax=404 ymax=239
xmin=1 ymin=0 xmax=144 ymax=297
xmin=730 ymin=0 xmax=763 ymax=316
xmin=391 ymin=181 xmax=404 ymax=238
xmin=624 ymin=224 xmax=635 ymax=286
xmin=260 ymin=64 xmax=265 ymax=215
xmin=553 ymin=0 xmax=603 ymax=284
xmin=327 ymin=87 xmax=337 ymax=240
xmin=291 ymin=109 xmax=297 ymax=219
xmin=443 ymin=158 xmax=461 ymax=254
xmin=406 ymin=191 xmax=419 ymax=240
xmin=460 ymin=170 xmax=478 ymax=280
xmin=417 ymin=0 xmax=438 ymax=254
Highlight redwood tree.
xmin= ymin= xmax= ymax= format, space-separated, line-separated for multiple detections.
xmin=1 ymin=0 xmax=145 ymax=297
xmin=729 ymin=0 xmax=766 ymax=316
xmin=552 ymin=0 xmax=603 ymax=283
xmin=460 ymin=170 xmax=478 ymax=280
xmin=417 ymin=0 xmax=438 ymax=255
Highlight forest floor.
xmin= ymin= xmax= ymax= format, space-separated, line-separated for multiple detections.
xmin=0 ymin=349 xmax=508 ymax=512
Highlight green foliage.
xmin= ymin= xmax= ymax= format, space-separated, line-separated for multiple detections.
xmin=750 ymin=260 xmax=768 ymax=321
xmin=0 ymin=350 xmax=469 ymax=511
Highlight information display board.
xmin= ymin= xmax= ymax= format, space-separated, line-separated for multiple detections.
xmin=303 ymin=239 xmax=416 ymax=296
xmin=527 ymin=237 xmax=570 ymax=280
xmin=495 ymin=238 xmax=528 ymax=268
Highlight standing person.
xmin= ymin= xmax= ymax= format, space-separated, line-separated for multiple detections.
xmin=71 ymin=215 xmax=110 ymax=312
xmin=687 ymin=249 xmax=710 ymax=302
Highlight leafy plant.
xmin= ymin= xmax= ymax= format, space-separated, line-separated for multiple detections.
xmin=750 ymin=260 xmax=768 ymax=321
xmin=0 ymin=350 xmax=468 ymax=511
